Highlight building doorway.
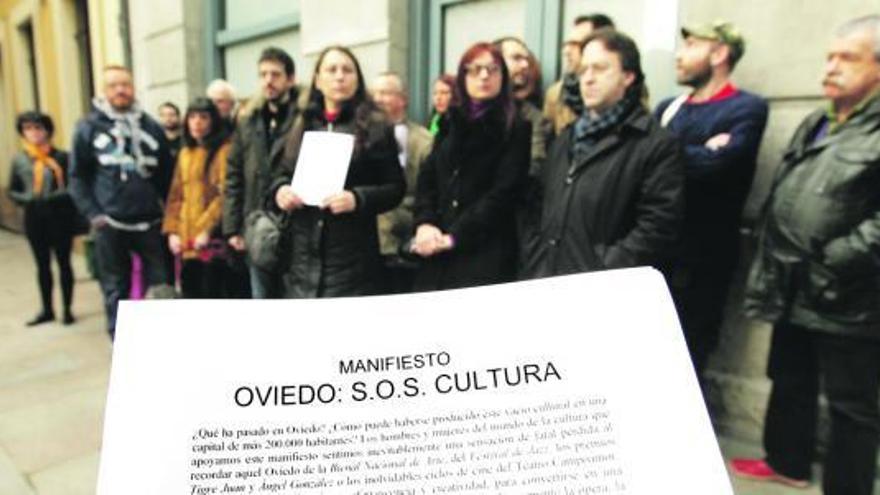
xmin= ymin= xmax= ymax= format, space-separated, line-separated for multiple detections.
xmin=17 ymin=20 xmax=40 ymax=111
xmin=74 ymin=0 xmax=95 ymax=111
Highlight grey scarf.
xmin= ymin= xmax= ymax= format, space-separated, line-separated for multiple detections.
xmin=571 ymin=95 xmax=636 ymax=164
xmin=92 ymin=97 xmax=147 ymax=181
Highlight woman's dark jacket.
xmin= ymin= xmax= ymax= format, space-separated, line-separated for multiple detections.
xmin=270 ymin=105 xmax=405 ymax=298
xmin=8 ymin=148 xmax=80 ymax=237
xmin=523 ymin=105 xmax=684 ymax=278
xmin=413 ymin=106 xmax=531 ymax=291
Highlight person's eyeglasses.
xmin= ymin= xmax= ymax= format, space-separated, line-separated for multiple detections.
xmin=464 ymin=63 xmax=501 ymax=77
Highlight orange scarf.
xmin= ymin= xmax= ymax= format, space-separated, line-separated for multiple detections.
xmin=22 ymin=141 xmax=65 ymax=194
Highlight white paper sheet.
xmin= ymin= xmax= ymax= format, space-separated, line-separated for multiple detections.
xmin=291 ymin=131 xmax=354 ymax=206
xmin=97 ymin=268 xmax=733 ymax=495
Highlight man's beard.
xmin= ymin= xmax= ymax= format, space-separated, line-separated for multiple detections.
xmin=511 ymin=78 xmax=530 ymax=100
xmin=164 ymin=122 xmax=180 ymax=132
xmin=268 ymin=87 xmax=291 ymax=106
xmin=679 ymin=64 xmax=712 ymax=89
xmin=511 ymin=76 xmax=528 ymax=92
xmin=110 ymin=98 xmax=133 ymax=112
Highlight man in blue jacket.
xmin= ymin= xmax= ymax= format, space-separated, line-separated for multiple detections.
xmin=655 ymin=21 xmax=768 ymax=387
xmin=69 ymin=65 xmax=174 ymax=339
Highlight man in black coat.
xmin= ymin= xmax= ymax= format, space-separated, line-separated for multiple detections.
xmin=731 ymin=16 xmax=880 ymax=494
xmin=69 ymin=66 xmax=174 ymax=339
xmin=524 ymin=29 xmax=683 ymax=278
xmin=157 ymin=101 xmax=182 ymax=161
xmin=222 ymin=47 xmax=300 ymax=298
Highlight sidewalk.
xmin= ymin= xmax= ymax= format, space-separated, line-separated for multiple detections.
xmin=0 ymin=229 xmax=110 ymax=495
xmin=0 ymin=229 xmax=869 ymax=494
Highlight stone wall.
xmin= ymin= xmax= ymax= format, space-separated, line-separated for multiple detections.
xmin=127 ymin=0 xmax=205 ymax=115
xmin=299 ymin=0 xmax=408 ymax=86
xmin=0 ymin=0 xmax=126 ymax=231
xmin=680 ymin=0 xmax=879 ymax=442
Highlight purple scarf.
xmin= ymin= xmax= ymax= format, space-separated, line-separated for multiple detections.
xmin=467 ymin=100 xmax=492 ymax=121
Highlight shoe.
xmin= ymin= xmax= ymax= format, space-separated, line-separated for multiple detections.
xmin=26 ymin=312 xmax=55 ymax=326
xmin=62 ymin=311 xmax=75 ymax=325
xmin=730 ymin=458 xmax=810 ymax=489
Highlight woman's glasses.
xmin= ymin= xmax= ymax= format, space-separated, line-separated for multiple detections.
xmin=464 ymin=63 xmax=501 ymax=77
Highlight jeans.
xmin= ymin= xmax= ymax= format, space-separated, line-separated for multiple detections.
xmin=93 ymin=224 xmax=170 ymax=338
xmin=248 ymin=263 xmax=281 ymax=299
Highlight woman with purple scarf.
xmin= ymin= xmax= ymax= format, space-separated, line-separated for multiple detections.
xmin=410 ymin=42 xmax=531 ymax=291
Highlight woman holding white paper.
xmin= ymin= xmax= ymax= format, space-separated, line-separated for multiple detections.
xmin=272 ymin=46 xmax=405 ymax=298
xmin=411 ymin=42 xmax=531 ymax=291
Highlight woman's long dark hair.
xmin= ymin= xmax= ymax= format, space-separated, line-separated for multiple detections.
xmin=182 ymin=97 xmax=227 ymax=177
xmin=299 ymin=45 xmax=379 ymax=154
xmin=454 ymin=42 xmax=517 ymax=133
xmin=525 ymin=50 xmax=544 ymax=108
xmin=183 ymin=97 xmax=226 ymax=149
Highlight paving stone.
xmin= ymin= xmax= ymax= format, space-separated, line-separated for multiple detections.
xmin=0 ymin=231 xmax=107 ymax=492
xmin=0 ymin=387 xmax=106 ymax=474
xmin=0 ymin=446 xmax=34 ymax=495
xmin=29 ymin=452 xmax=100 ymax=495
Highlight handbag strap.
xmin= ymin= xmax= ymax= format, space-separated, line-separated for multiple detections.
xmin=660 ymin=94 xmax=689 ymax=128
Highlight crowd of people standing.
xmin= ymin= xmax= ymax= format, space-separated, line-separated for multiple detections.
xmin=7 ymin=11 xmax=880 ymax=495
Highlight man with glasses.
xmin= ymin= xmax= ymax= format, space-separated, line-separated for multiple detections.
xmin=523 ymin=30 xmax=683 ymax=279
xmin=544 ymin=13 xmax=615 ymax=137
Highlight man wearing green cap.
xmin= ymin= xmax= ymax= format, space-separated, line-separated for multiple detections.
xmin=655 ymin=20 xmax=768 ymax=390
xmin=733 ymin=15 xmax=880 ymax=494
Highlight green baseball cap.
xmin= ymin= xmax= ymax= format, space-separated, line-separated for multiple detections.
xmin=681 ymin=20 xmax=745 ymax=66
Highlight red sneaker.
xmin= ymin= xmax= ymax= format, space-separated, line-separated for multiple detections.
xmin=730 ymin=458 xmax=810 ymax=489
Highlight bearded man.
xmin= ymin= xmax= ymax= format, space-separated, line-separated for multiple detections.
xmin=654 ymin=21 xmax=768 ymax=385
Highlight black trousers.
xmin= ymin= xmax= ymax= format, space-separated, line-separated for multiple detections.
xmin=764 ymin=322 xmax=880 ymax=495
xmin=180 ymin=258 xmax=227 ymax=299
xmin=225 ymin=251 xmax=252 ymax=299
xmin=93 ymin=224 xmax=169 ymax=338
xmin=671 ymin=259 xmax=737 ymax=382
xmin=24 ymin=207 xmax=74 ymax=316
xmin=380 ymin=256 xmax=417 ymax=295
